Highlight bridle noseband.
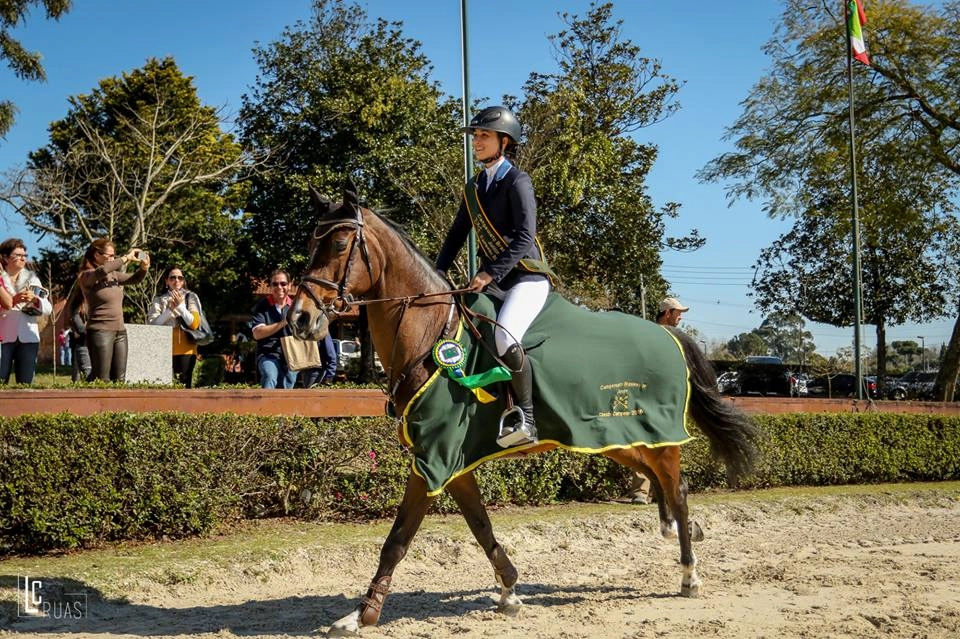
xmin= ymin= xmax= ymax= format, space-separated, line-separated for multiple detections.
xmin=298 ymin=203 xmax=375 ymax=318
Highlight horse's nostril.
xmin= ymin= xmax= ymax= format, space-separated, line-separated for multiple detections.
xmin=296 ymin=313 xmax=310 ymax=332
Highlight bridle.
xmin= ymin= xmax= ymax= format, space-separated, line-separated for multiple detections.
xmin=295 ymin=201 xmax=519 ymax=408
xmin=297 ymin=202 xmax=375 ymax=317
xmin=298 ymin=203 xmax=474 ymax=316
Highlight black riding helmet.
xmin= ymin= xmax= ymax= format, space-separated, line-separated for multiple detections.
xmin=462 ymin=106 xmax=521 ymax=145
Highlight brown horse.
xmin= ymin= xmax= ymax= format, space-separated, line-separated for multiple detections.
xmin=288 ymin=181 xmax=759 ymax=636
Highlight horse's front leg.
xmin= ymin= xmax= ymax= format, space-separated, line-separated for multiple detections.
xmin=445 ymin=472 xmax=523 ymax=613
xmin=328 ymin=472 xmax=432 ymax=637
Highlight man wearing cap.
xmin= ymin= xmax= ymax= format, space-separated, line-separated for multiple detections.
xmin=619 ymin=296 xmax=691 ymax=505
xmin=656 ymin=296 xmax=689 ymax=327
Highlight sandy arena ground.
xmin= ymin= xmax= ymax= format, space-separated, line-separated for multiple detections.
xmin=4 ymin=488 xmax=959 ymax=638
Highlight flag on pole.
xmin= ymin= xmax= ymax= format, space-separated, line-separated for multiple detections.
xmin=848 ymin=0 xmax=870 ymax=65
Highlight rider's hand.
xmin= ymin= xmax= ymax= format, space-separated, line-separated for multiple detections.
xmin=468 ymin=271 xmax=493 ymax=292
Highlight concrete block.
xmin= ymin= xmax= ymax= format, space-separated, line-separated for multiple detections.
xmin=126 ymin=323 xmax=172 ymax=384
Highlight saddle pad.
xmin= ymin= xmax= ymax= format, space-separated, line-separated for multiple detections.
xmin=400 ymin=292 xmax=693 ymax=495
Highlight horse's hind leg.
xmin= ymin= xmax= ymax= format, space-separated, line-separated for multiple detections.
xmin=648 ymin=446 xmax=701 ymax=597
xmin=329 ymin=472 xmax=432 ymax=637
xmin=605 ymin=447 xmax=701 ymax=597
xmin=446 ymin=471 xmax=523 ymax=613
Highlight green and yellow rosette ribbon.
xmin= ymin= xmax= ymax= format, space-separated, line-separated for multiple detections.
xmin=432 ymin=339 xmax=511 ymax=404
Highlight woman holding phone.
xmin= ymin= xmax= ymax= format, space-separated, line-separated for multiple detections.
xmin=0 ymin=238 xmax=52 ymax=383
xmin=78 ymin=237 xmax=150 ymax=381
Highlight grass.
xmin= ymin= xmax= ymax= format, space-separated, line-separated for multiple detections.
xmin=2 ymin=481 xmax=957 ymax=601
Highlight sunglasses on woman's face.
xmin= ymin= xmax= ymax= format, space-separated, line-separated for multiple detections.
xmin=271 ymin=281 xmax=289 ymax=287
xmin=168 ymin=275 xmax=185 ymax=281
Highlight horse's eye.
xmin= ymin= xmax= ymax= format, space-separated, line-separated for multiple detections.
xmin=334 ymin=238 xmax=348 ymax=253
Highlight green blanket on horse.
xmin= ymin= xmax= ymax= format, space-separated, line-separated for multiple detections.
xmin=399 ymin=292 xmax=693 ymax=495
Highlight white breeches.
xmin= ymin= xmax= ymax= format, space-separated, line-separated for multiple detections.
xmin=494 ymin=278 xmax=551 ymax=354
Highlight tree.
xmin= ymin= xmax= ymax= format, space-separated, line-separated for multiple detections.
xmin=754 ymin=311 xmax=816 ymax=367
xmin=0 ymin=57 xmax=264 ymax=317
xmin=238 ymin=0 xmax=462 ymax=282
xmin=725 ymin=332 xmax=769 ymax=360
xmin=698 ymin=0 xmax=960 ymax=398
xmin=516 ymin=2 xmax=698 ymax=315
xmin=238 ymin=0 xmax=463 ymax=380
xmin=750 ymin=141 xmax=958 ymax=387
xmin=0 ymin=0 xmax=71 ymax=138
xmin=891 ymin=339 xmax=922 ymax=370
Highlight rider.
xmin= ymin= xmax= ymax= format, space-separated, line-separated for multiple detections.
xmin=436 ymin=105 xmax=555 ymax=448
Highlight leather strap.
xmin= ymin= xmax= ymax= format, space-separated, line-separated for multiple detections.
xmin=359 ymin=575 xmax=392 ymax=626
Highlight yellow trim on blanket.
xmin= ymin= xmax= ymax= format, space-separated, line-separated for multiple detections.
xmin=403 ymin=320 xmax=697 ymax=498
xmin=660 ymin=325 xmax=693 ymax=434
xmin=420 ymin=436 xmax=695 ymax=497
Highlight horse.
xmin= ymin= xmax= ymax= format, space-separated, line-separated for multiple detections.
xmin=287 ymin=180 xmax=760 ymax=636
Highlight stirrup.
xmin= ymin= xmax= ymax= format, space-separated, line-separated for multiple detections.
xmin=496 ymin=406 xmax=538 ymax=448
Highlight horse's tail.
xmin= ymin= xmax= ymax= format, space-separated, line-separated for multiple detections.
xmin=672 ymin=329 xmax=760 ymax=482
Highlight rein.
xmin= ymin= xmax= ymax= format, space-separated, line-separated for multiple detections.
xmin=298 ymin=203 xmax=518 ymax=409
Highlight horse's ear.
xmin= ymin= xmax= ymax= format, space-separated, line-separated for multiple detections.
xmin=308 ymin=185 xmax=331 ymax=214
xmin=342 ymin=177 xmax=360 ymax=208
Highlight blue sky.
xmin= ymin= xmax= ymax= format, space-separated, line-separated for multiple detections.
xmin=0 ymin=0 xmax=953 ymax=357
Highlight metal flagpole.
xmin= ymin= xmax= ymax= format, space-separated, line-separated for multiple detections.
xmin=460 ymin=0 xmax=477 ymax=278
xmin=845 ymin=0 xmax=865 ymax=400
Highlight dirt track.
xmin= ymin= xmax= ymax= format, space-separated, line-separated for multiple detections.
xmin=4 ymin=486 xmax=960 ymax=638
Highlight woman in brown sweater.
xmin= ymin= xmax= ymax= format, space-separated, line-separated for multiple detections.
xmin=78 ymin=238 xmax=150 ymax=381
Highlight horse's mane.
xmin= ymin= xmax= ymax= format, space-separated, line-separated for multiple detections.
xmin=367 ymin=208 xmax=451 ymax=292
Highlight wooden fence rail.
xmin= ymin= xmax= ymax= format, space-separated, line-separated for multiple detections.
xmin=1 ymin=390 xmax=959 ymax=418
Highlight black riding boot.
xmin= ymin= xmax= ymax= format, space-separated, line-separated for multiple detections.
xmin=497 ymin=343 xmax=538 ymax=448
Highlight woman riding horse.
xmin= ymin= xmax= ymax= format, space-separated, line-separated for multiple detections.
xmin=436 ymin=105 xmax=556 ymax=449
xmin=288 ymin=180 xmax=759 ymax=637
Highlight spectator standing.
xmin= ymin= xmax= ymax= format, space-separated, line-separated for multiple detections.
xmin=58 ymin=328 xmax=72 ymax=367
xmin=656 ymin=296 xmax=688 ymax=328
xmin=249 ymin=270 xmax=297 ymax=389
xmin=66 ymin=284 xmax=91 ymax=382
xmin=301 ymin=333 xmax=339 ymax=387
xmin=0 ymin=239 xmax=52 ymax=383
xmin=147 ymin=266 xmax=202 ymax=387
xmin=78 ymin=238 xmax=150 ymax=382
xmin=621 ymin=296 xmax=693 ymax=505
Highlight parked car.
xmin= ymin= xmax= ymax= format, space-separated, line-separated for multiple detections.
xmin=737 ymin=355 xmax=791 ymax=396
xmin=805 ymin=373 xmax=877 ymax=399
xmin=893 ymin=370 xmax=938 ymax=400
xmin=333 ymin=338 xmax=385 ymax=379
xmin=717 ymin=371 xmax=740 ymax=395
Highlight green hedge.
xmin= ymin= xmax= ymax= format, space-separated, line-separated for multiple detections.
xmin=2 ymin=411 xmax=958 ymax=554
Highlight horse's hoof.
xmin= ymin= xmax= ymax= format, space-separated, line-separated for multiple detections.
xmin=327 ymin=609 xmax=361 ymax=637
xmin=680 ymin=583 xmax=701 ymax=598
xmin=690 ymin=520 xmax=705 ymax=542
xmin=497 ymin=586 xmax=523 ymax=616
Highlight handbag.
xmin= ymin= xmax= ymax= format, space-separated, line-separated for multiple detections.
xmin=280 ymin=334 xmax=322 ymax=371
xmin=180 ymin=292 xmax=214 ymax=346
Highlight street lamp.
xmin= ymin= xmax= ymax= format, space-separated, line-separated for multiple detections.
xmin=699 ymin=339 xmax=707 ymax=355
xmin=917 ymin=335 xmax=926 ymax=372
